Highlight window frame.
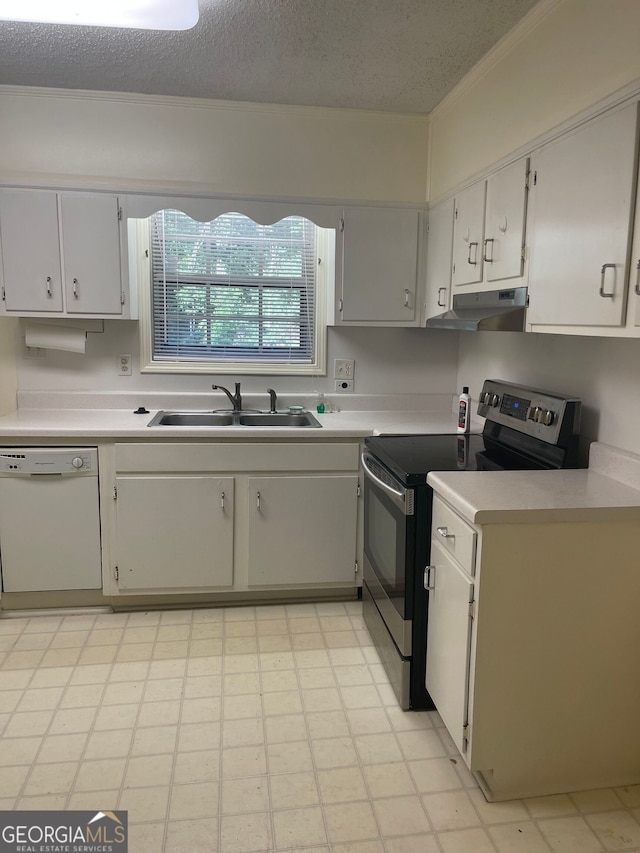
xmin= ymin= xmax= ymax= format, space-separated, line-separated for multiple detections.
xmin=132 ymin=214 xmax=331 ymax=375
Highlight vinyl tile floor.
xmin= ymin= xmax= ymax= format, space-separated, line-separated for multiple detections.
xmin=0 ymin=600 xmax=639 ymax=853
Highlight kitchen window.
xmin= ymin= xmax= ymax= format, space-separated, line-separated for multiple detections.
xmin=136 ymin=208 xmax=332 ymax=374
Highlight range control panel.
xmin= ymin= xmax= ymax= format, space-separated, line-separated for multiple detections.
xmin=477 ymin=380 xmax=581 ymax=447
xmin=0 ymin=448 xmax=98 ymax=475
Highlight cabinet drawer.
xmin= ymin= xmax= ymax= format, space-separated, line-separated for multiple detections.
xmin=431 ymin=495 xmax=477 ymax=574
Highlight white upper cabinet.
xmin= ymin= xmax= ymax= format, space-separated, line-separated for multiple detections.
xmin=452 ymin=157 xmax=529 ymax=292
xmin=452 ymin=181 xmax=486 ymax=288
xmin=336 ymin=206 xmax=423 ymax=325
xmin=425 ymin=197 xmax=454 ymax=319
xmin=0 ymin=188 xmax=133 ymax=318
xmin=484 ymin=157 xmax=529 ymax=283
xmin=527 ymin=103 xmax=639 ymax=328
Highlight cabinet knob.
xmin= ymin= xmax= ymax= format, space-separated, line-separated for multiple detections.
xmin=436 ymin=526 xmax=455 ymax=540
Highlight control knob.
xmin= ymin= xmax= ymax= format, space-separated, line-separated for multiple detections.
xmin=528 ymin=406 xmax=540 ymax=421
xmin=541 ymin=409 xmax=555 ymax=426
xmin=71 ymin=456 xmax=85 ymax=469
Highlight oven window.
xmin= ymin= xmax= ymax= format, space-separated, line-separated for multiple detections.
xmin=364 ymin=482 xmax=410 ymax=618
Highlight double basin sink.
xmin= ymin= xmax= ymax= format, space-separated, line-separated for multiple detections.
xmin=148 ymin=410 xmax=322 ymax=428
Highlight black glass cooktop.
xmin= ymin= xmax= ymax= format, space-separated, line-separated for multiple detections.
xmin=364 ymin=433 xmax=487 ymax=485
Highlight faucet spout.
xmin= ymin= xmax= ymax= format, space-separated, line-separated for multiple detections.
xmin=267 ymin=388 xmax=277 ymax=414
xmin=212 ymin=382 xmax=242 ymax=412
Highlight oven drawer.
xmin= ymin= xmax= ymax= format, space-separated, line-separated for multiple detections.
xmin=432 ymin=495 xmax=477 ymax=574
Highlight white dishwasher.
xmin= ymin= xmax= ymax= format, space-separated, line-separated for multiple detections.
xmin=0 ymin=448 xmax=102 ymax=592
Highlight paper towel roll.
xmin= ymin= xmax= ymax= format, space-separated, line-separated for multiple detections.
xmin=24 ymin=322 xmax=87 ymax=353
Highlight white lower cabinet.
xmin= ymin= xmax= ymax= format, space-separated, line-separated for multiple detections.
xmin=115 ymin=475 xmax=234 ymax=590
xmin=247 ymin=475 xmax=358 ymax=587
xmin=110 ymin=441 xmax=360 ymax=597
xmin=426 ymin=493 xmax=640 ymax=801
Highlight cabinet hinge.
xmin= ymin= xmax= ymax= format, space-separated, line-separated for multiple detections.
xmin=524 ymin=170 xmax=531 ymax=191
xmin=338 ymin=298 xmax=344 ymax=313
xmin=1 ymin=286 xmax=4 ymax=301
xmin=117 ymin=207 xmax=123 ymax=221
xmin=113 ymin=486 xmax=117 ymax=500
xmin=339 ymin=218 xmax=345 ymax=232
xmin=120 ymin=291 xmax=126 ymax=305
xmin=454 ymin=208 xmax=458 ymax=219
xmin=468 ymin=600 xmax=475 ymax=620
xmin=355 ymin=560 xmax=359 ymax=574
xmin=114 ymin=566 xmax=119 ymax=580
xmin=533 ymin=170 xmax=537 ymax=186
xmin=462 ymin=722 xmax=470 ymax=751
xmin=356 ymin=481 xmax=361 ymax=498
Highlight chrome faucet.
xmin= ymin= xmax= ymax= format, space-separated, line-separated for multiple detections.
xmin=267 ymin=388 xmax=278 ymax=413
xmin=212 ymin=382 xmax=242 ymax=412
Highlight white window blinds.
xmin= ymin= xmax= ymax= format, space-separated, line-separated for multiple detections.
xmin=150 ymin=210 xmax=318 ymax=364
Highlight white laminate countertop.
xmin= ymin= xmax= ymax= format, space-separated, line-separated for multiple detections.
xmin=0 ymin=406 xmax=476 ymax=440
xmin=427 ymin=466 xmax=640 ymax=524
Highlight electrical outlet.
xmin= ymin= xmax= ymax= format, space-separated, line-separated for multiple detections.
xmin=335 ymin=379 xmax=354 ymax=392
xmin=334 ymin=358 xmax=355 ymax=379
xmin=118 ymin=354 xmax=132 ymax=376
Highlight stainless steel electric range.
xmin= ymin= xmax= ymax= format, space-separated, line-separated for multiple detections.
xmin=361 ymin=379 xmax=582 ymax=710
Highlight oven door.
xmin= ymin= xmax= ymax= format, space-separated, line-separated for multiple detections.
xmin=361 ymin=451 xmax=415 ymax=656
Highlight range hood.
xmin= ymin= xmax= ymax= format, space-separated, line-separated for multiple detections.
xmin=426 ymin=287 xmax=528 ymax=332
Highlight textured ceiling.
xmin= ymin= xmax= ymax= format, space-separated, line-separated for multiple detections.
xmin=0 ymin=0 xmax=539 ymax=114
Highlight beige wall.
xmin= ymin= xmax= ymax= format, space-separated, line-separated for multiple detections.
xmin=0 ymin=87 xmax=428 ymax=204
xmin=428 ymin=0 xmax=640 ymax=200
xmin=0 ymin=318 xmax=17 ymax=415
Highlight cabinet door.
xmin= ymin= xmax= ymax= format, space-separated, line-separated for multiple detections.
xmin=528 ymin=103 xmax=639 ymax=327
xmin=340 ymin=207 xmax=420 ymax=322
xmin=426 ymin=539 xmax=474 ymax=756
xmin=452 ymin=181 xmax=486 ymax=287
xmin=60 ymin=193 xmax=124 ymax=315
xmin=0 ymin=189 xmax=63 ymax=312
xmin=247 ymin=475 xmax=358 ymax=586
xmin=425 ymin=198 xmax=454 ymax=320
xmin=485 ymin=157 xmax=529 ymax=282
xmin=115 ymin=475 xmax=234 ymax=590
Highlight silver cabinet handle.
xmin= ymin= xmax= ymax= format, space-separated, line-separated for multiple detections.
xmin=424 ymin=566 xmax=436 ymax=590
xmin=404 ymin=288 xmax=410 ymax=308
xmin=599 ymin=263 xmax=616 ymax=298
xmin=256 ymin=491 xmax=261 ymax=511
xmin=72 ymin=278 xmax=79 ymax=298
xmin=46 ymin=276 xmax=52 ymax=297
xmin=483 ymin=238 xmax=494 ymax=262
xmin=436 ymin=526 xmax=455 ymax=539
xmin=437 ymin=287 xmax=446 ymax=307
xmin=467 ymin=241 xmax=478 ymax=265
xmin=220 ymin=491 xmax=225 ymax=511
xmin=635 ymin=259 xmax=640 ymax=296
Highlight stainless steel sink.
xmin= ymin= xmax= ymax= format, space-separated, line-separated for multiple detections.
xmin=237 ymin=413 xmax=321 ymax=428
xmin=147 ymin=412 xmax=235 ymax=426
xmin=147 ymin=410 xmax=321 ymax=428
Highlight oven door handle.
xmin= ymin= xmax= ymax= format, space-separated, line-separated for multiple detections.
xmin=361 ymin=451 xmax=410 ymax=513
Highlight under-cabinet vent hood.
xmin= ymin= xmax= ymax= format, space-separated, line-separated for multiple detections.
xmin=426 ymin=287 xmax=528 ymax=332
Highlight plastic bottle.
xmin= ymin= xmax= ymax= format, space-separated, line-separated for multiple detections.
xmin=457 ymin=386 xmax=471 ymax=433
xmin=315 ymin=392 xmax=326 ymax=414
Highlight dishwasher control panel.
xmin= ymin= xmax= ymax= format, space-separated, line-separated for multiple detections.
xmin=0 ymin=448 xmax=98 ymax=475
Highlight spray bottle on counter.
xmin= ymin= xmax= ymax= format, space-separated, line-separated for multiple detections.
xmin=457 ymin=386 xmax=471 ymax=433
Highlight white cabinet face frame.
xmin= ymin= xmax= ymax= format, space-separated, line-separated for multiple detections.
xmin=452 ymin=181 xmax=486 ymax=288
xmin=337 ymin=206 xmax=422 ymax=325
xmin=527 ymin=102 xmax=639 ymax=328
